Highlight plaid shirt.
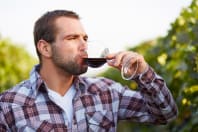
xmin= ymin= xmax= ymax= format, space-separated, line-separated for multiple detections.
xmin=0 ymin=65 xmax=177 ymax=132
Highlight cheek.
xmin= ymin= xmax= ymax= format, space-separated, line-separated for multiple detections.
xmin=63 ymin=44 xmax=78 ymax=55
xmin=66 ymin=50 xmax=79 ymax=61
xmin=54 ymin=42 xmax=79 ymax=59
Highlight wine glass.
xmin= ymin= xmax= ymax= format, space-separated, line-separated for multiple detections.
xmin=121 ymin=56 xmax=139 ymax=80
xmin=83 ymin=41 xmax=109 ymax=68
xmin=83 ymin=41 xmax=138 ymax=80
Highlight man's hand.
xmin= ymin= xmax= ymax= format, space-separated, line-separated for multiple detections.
xmin=106 ymin=51 xmax=148 ymax=77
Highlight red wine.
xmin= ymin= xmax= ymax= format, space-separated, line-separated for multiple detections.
xmin=83 ymin=58 xmax=107 ymax=68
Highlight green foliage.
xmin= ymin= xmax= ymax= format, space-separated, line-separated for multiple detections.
xmin=101 ymin=0 xmax=198 ymax=131
xmin=0 ymin=38 xmax=38 ymax=93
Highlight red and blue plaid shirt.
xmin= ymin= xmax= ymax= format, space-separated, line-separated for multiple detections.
xmin=0 ymin=65 xmax=178 ymax=132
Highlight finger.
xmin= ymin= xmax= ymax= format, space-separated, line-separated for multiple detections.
xmin=115 ymin=52 xmax=134 ymax=68
xmin=125 ymin=53 xmax=148 ymax=74
xmin=107 ymin=51 xmax=134 ymax=68
xmin=121 ymin=51 xmax=138 ymax=64
xmin=106 ymin=53 xmax=116 ymax=59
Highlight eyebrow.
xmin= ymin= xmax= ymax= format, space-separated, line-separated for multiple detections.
xmin=64 ymin=34 xmax=88 ymax=39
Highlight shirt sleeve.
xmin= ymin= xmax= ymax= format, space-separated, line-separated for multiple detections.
xmin=118 ymin=66 xmax=178 ymax=124
xmin=0 ymin=106 xmax=9 ymax=131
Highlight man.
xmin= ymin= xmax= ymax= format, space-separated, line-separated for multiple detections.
xmin=0 ymin=10 xmax=178 ymax=132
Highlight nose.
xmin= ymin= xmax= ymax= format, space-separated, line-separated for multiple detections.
xmin=79 ymin=38 xmax=87 ymax=51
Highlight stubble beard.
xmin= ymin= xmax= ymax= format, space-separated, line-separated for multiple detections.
xmin=51 ymin=48 xmax=88 ymax=75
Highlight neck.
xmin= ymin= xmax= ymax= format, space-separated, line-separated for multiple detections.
xmin=39 ymin=62 xmax=74 ymax=96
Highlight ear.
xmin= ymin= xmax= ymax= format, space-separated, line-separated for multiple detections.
xmin=37 ymin=40 xmax=52 ymax=58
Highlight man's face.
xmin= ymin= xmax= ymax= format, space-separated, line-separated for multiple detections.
xmin=51 ymin=17 xmax=88 ymax=75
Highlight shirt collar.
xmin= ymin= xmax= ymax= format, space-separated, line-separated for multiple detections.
xmin=73 ymin=76 xmax=102 ymax=95
xmin=73 ymin=76 xmax=88 ymax=94
xmin=29 ymin=64 xmax=47 ymax=97
xmin=29 ymin=64 xmax=90 ymax=98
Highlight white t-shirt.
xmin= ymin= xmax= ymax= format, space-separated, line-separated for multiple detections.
xmin=46 ymin=85 xmax=76 ymax=123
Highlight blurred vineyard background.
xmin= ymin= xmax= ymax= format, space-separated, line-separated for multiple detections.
xmin=0 ymin=0 xmax=198 ymax=132
xmin=0 ymin=39 xmax=37 ymax=92
xmin=101 ymin=1 xmax=198 ymax=131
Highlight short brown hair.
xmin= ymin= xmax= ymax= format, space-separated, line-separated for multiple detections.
xmin=33 ymin=10 xmax=80 ymax=61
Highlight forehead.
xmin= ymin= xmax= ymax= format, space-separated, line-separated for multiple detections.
xmin=55 ymin=17 xmax=86 ymax=35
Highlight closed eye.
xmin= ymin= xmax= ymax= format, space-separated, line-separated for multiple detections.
xmin=83 ymin=35 xmax=88 ymax=42
xmin=64 ymin=34 xmax=88 ymax=42
xmin=66 ymin=35 xmax=78 ymax=40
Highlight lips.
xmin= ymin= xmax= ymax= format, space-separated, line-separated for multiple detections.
xmin=78 ymin=54 xmax=88 ymax=65
xmin=80 ymin=51 xmax=88 ymax=58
